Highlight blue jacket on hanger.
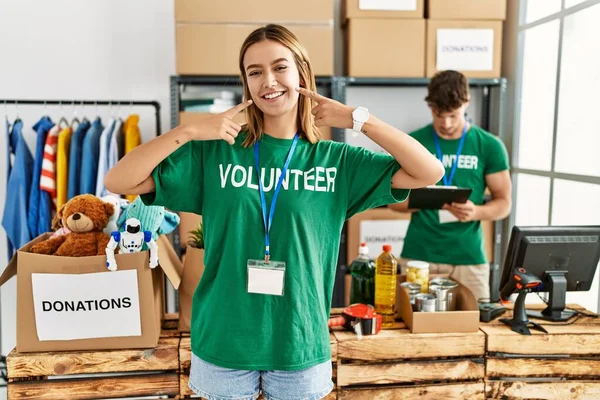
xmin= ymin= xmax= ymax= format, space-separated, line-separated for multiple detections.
xmin=80 ymin=118 xmax=104 ymax=195
xmin=27 ymin=116 xmax=54 ymax=238
xmin=2 ymin=119 xmax=33 ymax=261
xmin=67 ymin=119 xmax=91 ymax=200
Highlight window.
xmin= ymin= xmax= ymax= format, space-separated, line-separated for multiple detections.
xmin=565 ymin=0 xmax=589 ymax=7
xmin=525 ymin=0 xmax=561 ymax=23
xmin=552 ymin=180 xmax=600 ymax=311
xmin=554 ymin=3 xmax=600 ymax=177
xmin=514 ymin=174 xmax=550 ymax=225
xmin=516 ymin=21 xmax=560 ymax=171
xmin=552 ymin=180 xmax=600 ymax=226
xmin=512 ymin=0 xmax=600 ymax=312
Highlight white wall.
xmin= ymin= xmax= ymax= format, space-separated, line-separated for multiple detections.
xmin=0 ymin=0 xmax=176 ymax=356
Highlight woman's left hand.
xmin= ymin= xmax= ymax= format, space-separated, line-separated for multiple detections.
xmin=296 ymin=87 xmax=354 ymax=129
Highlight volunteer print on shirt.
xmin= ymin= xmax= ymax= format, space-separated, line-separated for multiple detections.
xmin=219 ymin=164 xmax=337 ymax=192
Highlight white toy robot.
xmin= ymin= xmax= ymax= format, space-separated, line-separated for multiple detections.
xmin=105 ymin=217 xmax=159 ymax=271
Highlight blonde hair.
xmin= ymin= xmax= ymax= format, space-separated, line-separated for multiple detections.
xmin=238 ymin=24 xmax=321 ymax=147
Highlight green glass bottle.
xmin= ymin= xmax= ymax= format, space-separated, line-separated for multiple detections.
xmin=349 ymin=242 xmax=376 ymax=305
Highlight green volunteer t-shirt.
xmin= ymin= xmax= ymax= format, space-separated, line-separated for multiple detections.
xmin=142 ymin=132 xmax=409 ymax=371
xmin=401 ymin=124 xmax=509 ymax=265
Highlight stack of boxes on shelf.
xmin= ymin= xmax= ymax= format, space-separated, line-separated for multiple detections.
xmin=174 ymin=0 xmax=334 ymax=76
xmin=174 ymin=0 xmax=335 ymax=137
xmin=426 ymin=0 xmax=506 ymax=78
xmin=344 ymin=0 xmax=426 ymax=77
xmin=344 ymin=0 xmax=506 ymax=78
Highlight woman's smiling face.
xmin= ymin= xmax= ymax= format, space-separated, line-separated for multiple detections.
xmin=243 ymin=39 xmax=301 ymax=118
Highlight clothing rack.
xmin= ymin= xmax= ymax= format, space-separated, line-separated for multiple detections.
xmin=1 ymin=99 xmax=162 ymax=356
xmin=2 ymin=99 xmax=162 ymax=136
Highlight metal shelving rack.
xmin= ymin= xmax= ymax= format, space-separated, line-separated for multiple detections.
xmin=169 ymin=75 xmax=508 ymax=306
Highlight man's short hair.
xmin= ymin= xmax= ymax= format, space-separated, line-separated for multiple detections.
xmin=425 ymin=70 xmax=470 ymax=113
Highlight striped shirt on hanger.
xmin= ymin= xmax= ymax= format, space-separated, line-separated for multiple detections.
xmin=40 ymin=124 xmax=60 ymax=203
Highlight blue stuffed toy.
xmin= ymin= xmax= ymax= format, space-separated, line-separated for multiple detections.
xmin=117 ymin=196 xmax=180 ymax=249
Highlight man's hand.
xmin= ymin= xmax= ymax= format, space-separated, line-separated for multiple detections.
xmin=296 ymin=87 xmax=354 ymax=129
xmin=443 ymin=200 xmax=479 ymax=222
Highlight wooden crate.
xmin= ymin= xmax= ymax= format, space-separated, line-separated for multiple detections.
xmin=7 ymin=317 xmax=181 ymax=400
xmin=179 ymin=332 xmax=338 ymax=399
xmin=333 ymin=320 xmax=486 ymax=399
xmin=482 ymin=304 xmax=600 ymax=399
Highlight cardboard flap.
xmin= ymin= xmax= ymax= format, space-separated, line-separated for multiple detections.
xmin=0 ymin=253 xmax=18 ymax=287
xmin=0 ymin=233 xmax=50 ymax=287
xmin=157 ymin=235 xmax=183 ymax=290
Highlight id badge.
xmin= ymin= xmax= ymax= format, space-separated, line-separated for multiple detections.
xmin=439 ymin=209 xmax=459 ymax=224
xmin=247 ymin=259 xmax=286 ymax=296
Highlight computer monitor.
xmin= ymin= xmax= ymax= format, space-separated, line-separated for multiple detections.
xmin=500 ymin=225 xmax=600 ymax=322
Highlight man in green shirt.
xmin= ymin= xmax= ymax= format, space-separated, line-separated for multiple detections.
xmin=389 ymin=70 xmax=512 ymax=301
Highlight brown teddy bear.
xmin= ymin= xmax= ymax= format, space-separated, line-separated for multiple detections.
xmin=31 ymin=194 xmax=114 ymax=256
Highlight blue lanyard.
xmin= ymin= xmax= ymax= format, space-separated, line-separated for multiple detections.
xmin=254 ymin=133 xmax=300 ymax=262
xmin=432 ymin=124 xmax=468 ymax=186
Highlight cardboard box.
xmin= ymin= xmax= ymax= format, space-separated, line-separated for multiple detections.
xmin=176 ymin=24 xmax=334 ymax=76
xmin=175 ymin=0 xmax=334 ymax=23
xmin=177 ymin=212 xmax=203 ymax=332
xmin=347 ymin=207 xmax=411 ymax=266
xmin=0 ymin=234 xmax=182 ymax=353
xmin=344 ymin=0 xmax=424 ymax=19
xmin=426 ymin=20 xmax=503 ymax=78
xmin=398 ymin=277 xmax=480 ymax=333
xmin=347 ymin=18 xmax=426 ymax=77
xmin=427 ymin=0 xmax=506 ymax=20
xmin=179 ymin=245 xmax=204 ymax=332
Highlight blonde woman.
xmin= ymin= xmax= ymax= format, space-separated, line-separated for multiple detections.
xmin=105 ymin=24 xmax=443 ymax=400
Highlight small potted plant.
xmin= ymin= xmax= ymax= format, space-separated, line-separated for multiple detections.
xmin=179 ymin=221 xmax=205 ymax=332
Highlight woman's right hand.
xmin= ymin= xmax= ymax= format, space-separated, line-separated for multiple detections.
xmin=186 ymin=100 xmax=253 ymax=145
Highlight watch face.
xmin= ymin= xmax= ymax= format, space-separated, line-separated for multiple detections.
xmin=353 ymin=107 xmax=369 ymax=123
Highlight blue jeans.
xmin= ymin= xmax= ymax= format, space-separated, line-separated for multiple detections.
xmin=189 ymin=353 xmax=334 ymax=400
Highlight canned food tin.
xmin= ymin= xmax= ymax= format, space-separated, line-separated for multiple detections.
xmin=415 ymin=293 xmax=437 ymax=313
xmin=429 ymin=278 xmax=459 ymax=311
xmin=401 ymin=282 xmax=422 ymax=311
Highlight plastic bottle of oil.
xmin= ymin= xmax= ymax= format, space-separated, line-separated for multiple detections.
xmin=375 ymin=244 xmax=397 ymax=328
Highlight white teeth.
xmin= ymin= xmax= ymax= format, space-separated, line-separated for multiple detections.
xmin=264 ymin=91 xmax=284 ymax=99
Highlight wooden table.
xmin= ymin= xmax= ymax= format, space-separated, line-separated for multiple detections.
xmin=6 ymin=316 xmax=181 ymax=400
xmin=9 ymin=306 xmax=600 ymax=400
xmin=481 ymin=304 xmax=600 ymax=400
xmin=331 ymin=320 xmax=486 ymax=399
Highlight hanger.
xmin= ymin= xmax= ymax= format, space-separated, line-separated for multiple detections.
xmin=70 ymin=101 xmax=81 ymax=129
xmin=58 ymin=101 xmax=69 ymax=129
xmin=13 ymin=100 xmax=22 ymax=124
xmin=81 ymin=100 xmax=89 ymax=123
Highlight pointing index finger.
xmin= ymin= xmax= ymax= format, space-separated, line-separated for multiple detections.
xmin=296 ymin=87 xmax=326 ymax=102
xmin=224 ymin=100 xmax=253 ymax=117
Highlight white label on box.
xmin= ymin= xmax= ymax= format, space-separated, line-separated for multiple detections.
xmin=360 ymin=220 xmax=410 ymax=259
xmin=436 ymin=29 xmax=494 ymax=71
xmin=359 ymin=0 xmax=417 ymax=11
xmin=31 ymin=270 xmax=141 ymax=341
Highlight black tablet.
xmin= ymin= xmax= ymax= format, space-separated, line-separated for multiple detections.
xmin=407 ymin=186 xmax=473 ymax=210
